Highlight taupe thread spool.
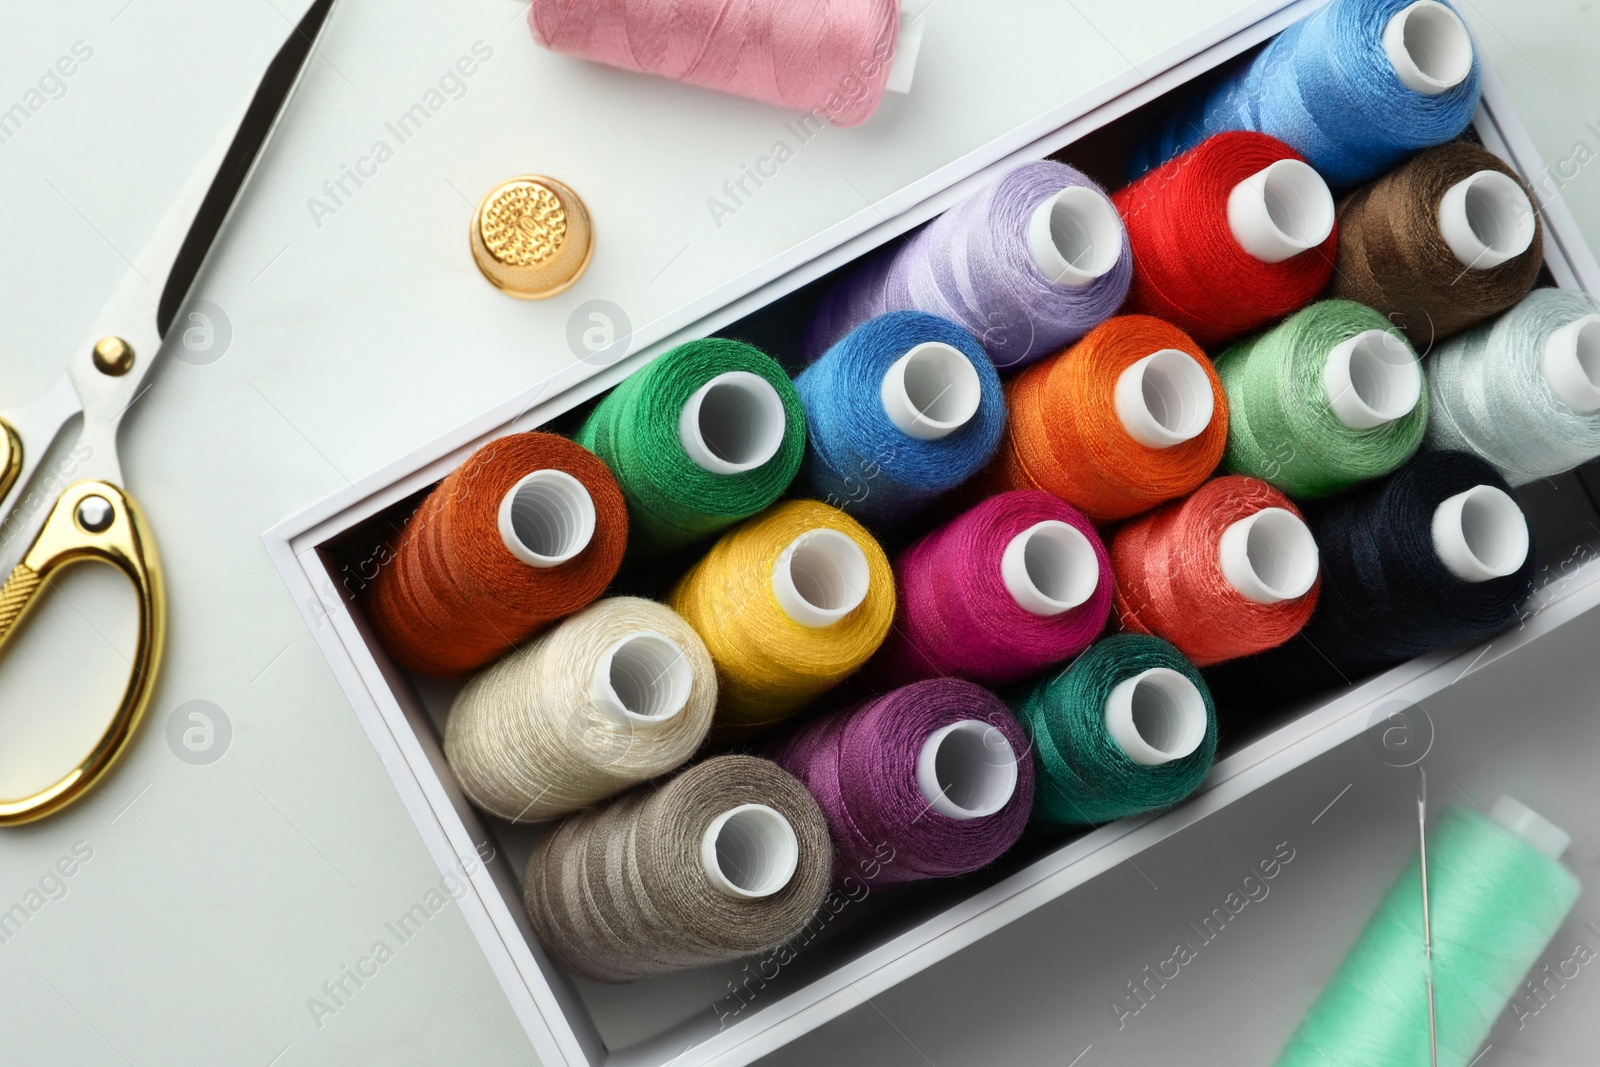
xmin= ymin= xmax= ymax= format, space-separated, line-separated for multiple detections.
xmin=522 ymin=754 xmax=832 ymax=982
xmin=1330 ymin=142 xmax=1543 ymax=348
xmin=444 ymin=597 xmax=715 ymax=822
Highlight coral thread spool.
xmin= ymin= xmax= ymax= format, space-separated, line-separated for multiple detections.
xmin=1112 ymin=476 xmax=1321 ymax=666
xmin=1113 ymin=132 xmax=1337 ymax=347
xmin=365 ymin=432 xmax=627 ymax=676
xmin=987 ymin=315 xmax=1228 ymax=523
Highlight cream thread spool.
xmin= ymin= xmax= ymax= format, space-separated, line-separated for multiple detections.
xmin=1227 ymin=159 xmax=1337 ymax=264
xmin=1431 ymin=484 xmax=1530 ymax=582
xmin=1382 ymin=0 xmax=1475 ymax=96
xmin=1027 ymin=185 xmax=1126 ymax=285
xmin=1114 ymin=349 xmax=1218 ymax=448
xmin=1102 ymin=667 xmax=1209 ymax=766
xmin=999 ymin=520 xmax=1101 ymax=616
xmin=915 ymin=719 xmax=1020 ymax=820
xmin=1218 ymin=507 xmax=1321 ymax=606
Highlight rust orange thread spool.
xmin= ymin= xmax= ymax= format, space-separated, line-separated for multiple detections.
xmin=1111 ymin=475 xmax=1320 ymax=666
xmin=366 ymin=432 xmax=628 ymax=676
xmin=985 ymin=315 xmax=1229 ymax=524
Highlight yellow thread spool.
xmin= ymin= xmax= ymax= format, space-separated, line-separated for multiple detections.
xmin=670 ymin=500 xmax=894 ymax=734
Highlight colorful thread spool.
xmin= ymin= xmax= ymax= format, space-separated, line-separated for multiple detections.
xmin=796 ymin=311 xmax=1006 ymax=528
xmin=444 ymin=597 xmax=716 ymax=823
xmin=523 ymin=755 xmax=833 ymax=982
xmin=1113 ymin=132 xmax=1338 ymax=348
xmin=527 ymin=0 xmax=916 ymax=128
xmin=807 ymin=160 xmax=1132 ymax=370
xmin=1332 ymin=142 xmax=1543 ymax=346
xmin=1130 ymin=0 xmax=1482 ymax=189
xmin=1112 ymin=476 xmax=1321 ymax=667
xmin=669 ymin=499 xmax=895 ymax=734
xmin=365 ymin=432 xmax=628 ymax=677
xmin=577 ymin=338 xmax=805 ymax=555
xmin=874 ymin=491 xmax=1112 ymax=687
xmin=987 ymin=315 xmax=1229 ymax=523
xmin=766 ymin=678 xmax=1034 ymax=885
xmin=1428 ymin=287 xmax=1600 ymax=484
xmin=1217 ymin=300 xmax=1427 ymax=499
xmin=1275 ymin=799 xmax=1579 ymax=1067
xmin=1014 ymin=634 xmax=1217 ymax=828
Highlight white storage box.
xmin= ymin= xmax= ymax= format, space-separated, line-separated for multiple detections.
xmin=263 ymin=3 xmax=1600 ymax=1065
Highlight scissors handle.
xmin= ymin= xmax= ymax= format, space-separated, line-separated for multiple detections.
xmin=0 ymin=480 xmax=164 ymax=825
xmin=0 ymin=418 xmax=19 ymax=503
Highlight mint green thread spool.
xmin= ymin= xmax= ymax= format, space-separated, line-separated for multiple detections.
xmin=577 ymin=338 xmax=806 ymax=555
xmin=1217 ymin=300 xmax=1427 ymax=499
xmin=1275 ymin=799 xmax=1579 ymax=1067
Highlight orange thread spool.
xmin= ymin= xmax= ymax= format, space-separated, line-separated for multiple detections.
xmin=986 ymin=315 xmax=1229 ymax=523
xmin=1111 ymin=475 xmax=1320 ymax=667
xmin=366 ymin=432 xmax=628 ymax=676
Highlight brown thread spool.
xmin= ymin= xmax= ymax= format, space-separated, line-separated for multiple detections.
xmin=1330 ymin=141 xmax=1544 ymax=347
xmin=365 ymin=432 xmax=628 ymax=676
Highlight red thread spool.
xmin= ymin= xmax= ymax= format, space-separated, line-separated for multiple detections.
xmin=1113 ymin=131 xmax=1338 ymax=347
xmin=1111 ymin=475 xmax=1320 ymax=666
xmin=366 ymin=432 xmax=628 ymax=676
xmin=986 ymin=315 xmax=1229 ymax=523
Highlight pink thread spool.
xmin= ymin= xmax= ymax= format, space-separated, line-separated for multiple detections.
xmin=526 ymin=0 xmax=919 ymax=127
xmin=873 ymin=491 xmax=1114 ymax=687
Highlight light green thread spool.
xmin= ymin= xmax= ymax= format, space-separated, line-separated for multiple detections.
xmin=1275 ymin=799 xmax=1579 ymax=1067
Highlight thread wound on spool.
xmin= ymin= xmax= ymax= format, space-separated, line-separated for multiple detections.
xmin=1427 ymin=287 xmax=1600 ymax=485
xmin=873 ymin=491 xmax=1113 ymax=687
xmin=1129 ymin=0 xmax=1482 ymax=189
xmin=1272 ymin=804 xmax=1578 ymax=1067
xmin=444 ymin=597 xmax=715 ymax=822
xmin=1112 ymin=476 xmax=1320 ymax=666
xmin=1014 ymin=635 xmax=1217 ymax=828
xmin=797 ymin=311 xmax=1006 ymax=529
xmin=670 ymin=499 xmax=894 ymax=735
xmin=365 ymin=432 xmax=628 ymax=677
xmin=765 ymin=678 xmax=1033 ymax=884
xmin=1114 ymin=132 xmax=1337 ymax=348
xmin=806 ymin=161 xmax=1131 ymax=370
xmin=1331 ymin=142 xmax=1543 ymax=346
xmin=523 ymin=755 xmax=832 ymax=982
xmin=527 ymin=0 xmax=901 ymax=127
xmin=1217 ymin=300 xmax=1428 ymax=499
xmin=986 ymin=315 xmax=1228 ymax=523
xmin=577 ymin=338 xmax=805 ymax=555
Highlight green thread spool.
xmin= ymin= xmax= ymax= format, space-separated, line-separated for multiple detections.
xmin=1014 ymin=634 xmax=1217 ymax=827
xmin=1217 ymin=300 xmax=1427 ymax=499
xmin=577 ymin=338 xmax=806 ymax=554
xmin=1276 ymin=799 xmax=1580 ymax=1067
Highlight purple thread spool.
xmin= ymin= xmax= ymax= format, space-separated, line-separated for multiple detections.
xmin=805 ymin=160 xmax=1132 ymax=371
xmin=874 ymin=491 xmax=1113 ymax=687
xmin=764 ymin=678 xmax=1033 ymax=885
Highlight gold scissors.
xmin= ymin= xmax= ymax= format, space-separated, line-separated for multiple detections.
xmin=0 ymin=0 xmax=336 ymax=825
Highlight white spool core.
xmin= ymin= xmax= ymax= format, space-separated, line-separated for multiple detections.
xmin=1543 ymin=314 xmax=1600 ymax=414
xmin=700 ymin=804 xmax=800 ymax=899
xmin=590 ymin=632 xmax=693 ymax=723
xmin=1227 ymin=159 xmax=1336 ymax=264
xmin=999 ymin=521 xmax=1100 ymax=616
xmin=771 ymin=529 xmax=870 ymax=628
xmin=1103 ymin=668 xmax=1208 ymax=767
xmin=497 ymin=470 xmax=597 ymax=568
xmin=1218 ymin=508 xmax=1320 ymax=605
xmin=1323 ymin=330 xmax=1423 ymax=430
xmin=678 ymin=371 xmax=787 ymax=475
xmin=1114 ymin=349 xmax=1216 ymax=449
xmin=1027 ymin=186 xmax=1124 ymax=287
xmin=1437 ymin=170 xmax=1536 ymax=270
xmin=880 ymin=342 xmax=983 ymax=441
xmin=1383 ymin=1 xmax=1474 ymax=96
xmin=1431 ymin=485 xmax=1529 ymax=582
xmin=1489 ymin=795 xmax=1572 ymax=861
xmin=883 ymin=10 xmax=926 ymax=95
xmin=915 ymin=720 xmax=1019 ymax=820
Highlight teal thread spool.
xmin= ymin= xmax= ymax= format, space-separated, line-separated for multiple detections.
xmin=577 ymin=339 xmax=806 ymax=554
xmin=1217 ymin=300 xmax=1427 ymax=499
xmin=1014 ymin=634 xmax=1217 ymax=827
xmin=1276 ymin=799 xmax=1580 ymax=1067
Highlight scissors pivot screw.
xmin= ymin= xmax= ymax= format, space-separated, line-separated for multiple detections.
xmin=76 ymin=495 xmax=114 ymax=533
xmin=92 ymin=336 xmax=135 ymax=376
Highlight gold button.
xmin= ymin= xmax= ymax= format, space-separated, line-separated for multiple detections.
xmin=470 ymin=175 xmax=593 ymax=300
